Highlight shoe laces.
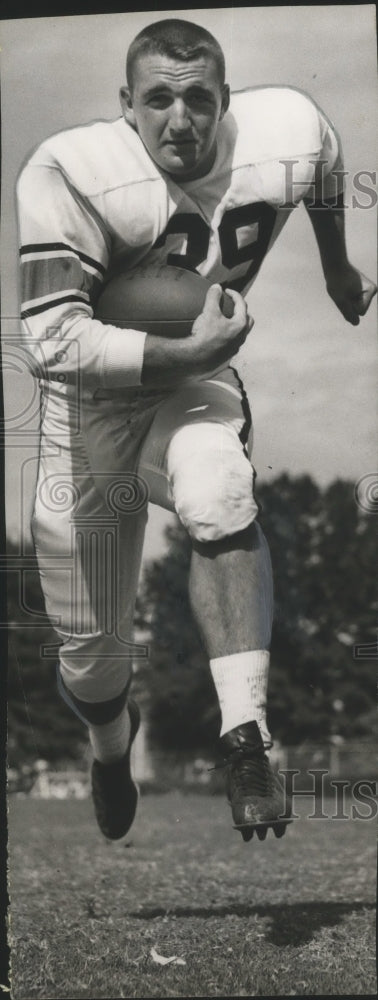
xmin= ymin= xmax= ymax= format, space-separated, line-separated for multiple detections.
xmin=211 ymin=737 xmax=274 ymax=796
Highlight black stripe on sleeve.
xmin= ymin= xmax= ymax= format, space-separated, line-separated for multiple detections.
xmin=21 ymin=293 xmax=91 ymax=319
xmin=19 ymin=243 xmax=106 ymax=276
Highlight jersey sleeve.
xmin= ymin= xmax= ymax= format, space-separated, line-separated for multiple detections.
xmin=307 ymin=101 xmax=345 ymax=204
xmin=16 ymin=157 xmax=147 ymax=388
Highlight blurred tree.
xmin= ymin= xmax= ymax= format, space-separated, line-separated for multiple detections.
xmin=139 ymin=475 xmax=376 ymax=751
xmin=264 ymin=476 xmax=377 ymax=743
xmin=6 ymin=541 xmax=86 ymax=767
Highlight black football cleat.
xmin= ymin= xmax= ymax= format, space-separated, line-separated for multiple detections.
xmin=91 ymin=699 xmax=140 ymax=840
xmin=217 ymin=721 xmax=292 ymax=841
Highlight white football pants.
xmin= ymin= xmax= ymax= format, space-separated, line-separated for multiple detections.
xmin=32 ymin=367 xmax=258 ymax=703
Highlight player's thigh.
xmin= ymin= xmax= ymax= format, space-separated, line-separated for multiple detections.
xmin=138 ymin=372 xmax=258 ymax=539
xmin=137 ymin=369 xmax=252 ymax=508
xmin=32 ymin=388 xmax=147 ymax=636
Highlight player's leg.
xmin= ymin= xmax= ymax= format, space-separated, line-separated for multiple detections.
xmin=166 ymin=419 xmax=274 ymax=740
xmin=189 ymin=518 xmax=273 ymax=740
xmin=139 ymin=373 xmax=272 ymax=740
xmin=32 ymin=384 xmax=149 ymax=837
xmin=138 ymin=372 xmax=291 ymax=839
xmin=185 ymin=490 xmax=290 ymax=841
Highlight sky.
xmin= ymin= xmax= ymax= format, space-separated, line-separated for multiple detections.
xmin=1 ymin=5 xmax=377 ymax=561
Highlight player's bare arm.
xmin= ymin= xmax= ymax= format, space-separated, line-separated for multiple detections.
xmin=141 ymin=285 xmax=252 ymax=386
xmin=305 ymin=195 xmax=377 ymax=325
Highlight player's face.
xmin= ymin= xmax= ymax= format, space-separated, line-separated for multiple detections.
xmin=120 ymin=53 xmax=230 ymax=180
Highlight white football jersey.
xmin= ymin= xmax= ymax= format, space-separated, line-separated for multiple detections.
xmin=17 ymin=87 xmax=343 ymax=388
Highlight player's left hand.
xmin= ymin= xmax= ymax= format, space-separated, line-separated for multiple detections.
xmin=326 ymin=264 xmax=377 ymax=326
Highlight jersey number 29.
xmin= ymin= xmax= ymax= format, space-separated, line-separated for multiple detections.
xmin=155 ymin=201 xmax=277 ymax=291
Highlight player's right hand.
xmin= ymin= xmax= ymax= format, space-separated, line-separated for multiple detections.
xmin=326 ymin=265 xmax=377 ymax=326
xmin=190 ymin=284 xmax=253 ymax=370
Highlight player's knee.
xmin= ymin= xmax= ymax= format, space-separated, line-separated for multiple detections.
xmin=58 ymin=631 xmax=130 ymax=703
xmin=167 ymin=423 xmax=258 ymax=542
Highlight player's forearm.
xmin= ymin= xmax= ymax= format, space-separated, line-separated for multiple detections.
xmin=141 ymin=334 xmax=202 ymax=386
xmin=21 ymin=310 xmax=148 ymax=388
xmin=306 ymin=193 xmax=377 ymax=324
xmin=305 ymin=195 xmax=350 ymax=276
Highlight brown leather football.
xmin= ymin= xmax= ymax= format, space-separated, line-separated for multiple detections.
xmin=95 ymin=264 xmax=234 ymax=337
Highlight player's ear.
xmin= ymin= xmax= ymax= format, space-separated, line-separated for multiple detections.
xmin=119 ymin=86 xmax=137 ymax=127
xmin=219 ymin=84 xmax=230 ymax=120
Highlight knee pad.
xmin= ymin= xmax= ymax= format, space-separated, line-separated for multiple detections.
xmin=58 ymin=630 xmax=134 ymax=703
xmin=167 ymin=422 xmax=258 ymax=542
xmin=57 ymin=665 xmax=130 ymax=725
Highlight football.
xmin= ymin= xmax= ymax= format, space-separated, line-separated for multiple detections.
xmin=95 ymin=264 xmax=234 ymax=338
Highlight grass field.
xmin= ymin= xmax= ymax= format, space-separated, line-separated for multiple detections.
xmin=7 ymin=791 xmax=377 ymax=998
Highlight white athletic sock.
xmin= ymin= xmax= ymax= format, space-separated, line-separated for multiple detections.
xmin=209 ymin=649 xmax=271 ymax=745
xmin=89 ymin=703 xmax=131 ymax=764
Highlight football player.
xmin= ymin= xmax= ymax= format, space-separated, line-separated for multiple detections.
xmin=17 ymin=18 xmax=376 ymax=842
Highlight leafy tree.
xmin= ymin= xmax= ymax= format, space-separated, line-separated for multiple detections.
xmin=7 ymin=541 xmax=86 ymax=767
xmin=263 ymin=476 xmax=377 ymax=743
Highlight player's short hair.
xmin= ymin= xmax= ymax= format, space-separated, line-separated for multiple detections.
xmin=126 ymin=18 xmax=226 ymax=90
